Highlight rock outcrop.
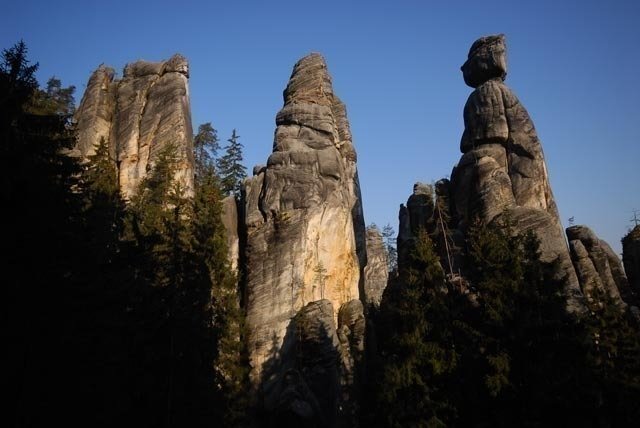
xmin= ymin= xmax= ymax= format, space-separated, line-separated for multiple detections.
xmin=622 ymin=225 xmax=640 ymax=299
xmin=363 ymin=227 xmax=388 ymax=307
xmin=447 ymin=34 xmax=582 ymax=310
xmin=241 ymin=53 xmax=366 ymax=424
xmin=566 ymin=225 xmax=628 ymax=306
xmin=74 ymin=55 xmax=194 ymax=198
xmin=221 ymin=195 xmax=240 ymax=272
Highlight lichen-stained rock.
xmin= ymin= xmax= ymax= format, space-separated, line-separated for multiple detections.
xmin=242 ymin=53 xmax=366 ymax=417
xmin=623 ymin=225 xmax=640 ymax=296
xmin=363 ymin=227 xmax=389 ymax=307
xmin=567 ymin=225 xmax=627 ymax=306
xmin=450 ymin=34 xmax=582 ymax=310
xmin=74 ymin=54 xmax=194 ymax=198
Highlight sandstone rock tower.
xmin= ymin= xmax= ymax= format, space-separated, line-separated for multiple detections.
xmin=74 ymin=55 xmax=194 ymax=198
xmin=448 ymin=34 xmax=583 ymax=310
xmin=242 ymin=53 xmax=366 ymax=424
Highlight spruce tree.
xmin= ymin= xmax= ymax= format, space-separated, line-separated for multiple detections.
xmin=193 ymin=122 xmax=219 ymax=184
xmin=382 ymin=223 xmax=398 ymax=273
xmin=375 ymin=228 xmax=458 ymax=427
xmin=218 ymin=129 xmax=247 ymax=196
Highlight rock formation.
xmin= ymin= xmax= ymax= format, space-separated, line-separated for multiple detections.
xmin=221 ymin=195 xmax=240 ymax=272
xmin=447 ymin=34 xmax=582 ymax=310
xmin=241 ymin=53 xmax=366 ymax=424
xmin=74 ymin=55 xmax=194 ymax=198
xmin=566 ymin=225 xmax=629 ymax=306
xmin=363 ymin=226 xmax=388 ymax=307
xmin=622 ymin=225 xmax=640 ymax=298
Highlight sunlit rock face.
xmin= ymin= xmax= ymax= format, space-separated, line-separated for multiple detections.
xmin=242 ymin=53 xmax=366 ymax=424
xmin=448 ymin=34 xmax=583 ymax=311
xmin=74 ymin=54 xmax=194 ymax=198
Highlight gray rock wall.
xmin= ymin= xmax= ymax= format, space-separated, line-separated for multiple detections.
xmin=74 ymin=54 xmax=194 ymax=198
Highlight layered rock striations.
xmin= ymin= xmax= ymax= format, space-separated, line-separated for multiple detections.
xmin=566 ymin=225 xmax=629 ymax=306
xmin=74 ymin=55 xmax=194 ymax=198
xmin=242 ymin=53 xmax=366 ymax=424
xmin=447 ymin=34 xmax=582 ymax=310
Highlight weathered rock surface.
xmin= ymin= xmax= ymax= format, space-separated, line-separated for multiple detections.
xmin=449 ymin=34 xmax=582 ymax=310
xmin=623 ymin=226 xmax=640 ymax=297
xmin=74 ymin=54 xmax=194 ymax=198
xmin=242 ymin=53 xmax=366 ymax=423
xmin=363 ymin=227 xmax=388 ymax=307
xmin=398 ymin=183 xmax=436 ymax=270
xmin=221 ymin=195 xmax=239 ymax=272
xmin=566 ymin=225 xmax=627 ymax=306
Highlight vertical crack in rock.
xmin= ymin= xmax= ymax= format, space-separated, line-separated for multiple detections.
xmin=242 ymin=53 xmax=366 ymax=425
xmin=74 ymin=54 xmax=194 ymax=199
xmin=450 ymin=34 xmax=583 ymax=311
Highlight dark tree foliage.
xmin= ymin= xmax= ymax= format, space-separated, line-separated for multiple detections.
xmin=217 ymin=129 xmax=247 ymax=196
xmin=2 ymin=41 xmax=86 ymax=426
xmin=373 ymin=229 xmax=458 ymax=427
xmin=3 ymin=42 xmax=247 ymax=427
xmin=193 ymin=122 xmax=219 ymax=184
xmin=382 ymin=223 xmax=398 ymax=273
xmin=372 ymin=217 xmax=640 ymax=427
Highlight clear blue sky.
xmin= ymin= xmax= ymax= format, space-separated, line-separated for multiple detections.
xmin=3 ymin=0 xmax=639 ymax=254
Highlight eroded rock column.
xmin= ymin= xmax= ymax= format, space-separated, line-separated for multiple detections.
xmin=242 ymin=53 xmax=366 ymax=424
xmin=449 ymin=35 xmax=583 ymax=310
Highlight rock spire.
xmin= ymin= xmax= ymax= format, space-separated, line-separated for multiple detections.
xmin=448 ymin=34 xmax=583 ymax=310
xmin=241 ymin=53 xmax=366 ymax=424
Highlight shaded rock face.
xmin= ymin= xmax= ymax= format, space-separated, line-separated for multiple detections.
xmin=623 ymin=226 xmax=640 ymax=296
xmin=398 ymin=182 xmax=435 ymax=271
xmin=221 ymin=195 xmax=239 ymax=272
xmin=242 ymin=53 xmax=366 ymax=424
xmin=265 ymin=300 xmax=365 ymax=428
xmin=363 ymin=227 xmax=389 ymax=307
xmin=566 ymin=226 xmax=628 ymax=306
xmin=74 ymin=54 xmax=194 ymax=198
xmin=449 ymin=34 xmax=582 ymax=310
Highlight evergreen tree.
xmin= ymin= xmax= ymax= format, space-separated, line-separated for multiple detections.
xmin=192 ymin=166 xmax=248 ymax=425
xmin=382 ymin=223 xmax=398 ymax=272
xmin=374 ymin=229 xmax=458 ymax=427
xmin=193 ymin=122 xmax=219 ymax=184
xmin=218 ymin=129 xmax=247 ymax=196
xmin=2 ymin=41 xmax=87 ymax=426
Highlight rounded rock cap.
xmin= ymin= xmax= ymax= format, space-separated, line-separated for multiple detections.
xmin=461 ymin=34 xmax=507 ymax=88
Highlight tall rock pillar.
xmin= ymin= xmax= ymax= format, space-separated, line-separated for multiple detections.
xmin=449 ymin=35 xmax=583 ymax=310
xmin=242 ymin=53 xmax=366 ymax=425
